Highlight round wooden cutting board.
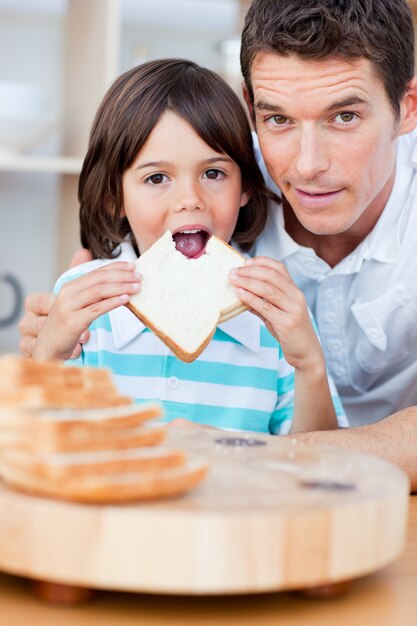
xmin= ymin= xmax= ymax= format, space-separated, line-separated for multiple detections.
xmin=0 ymin=427 xmax=409 ymax=595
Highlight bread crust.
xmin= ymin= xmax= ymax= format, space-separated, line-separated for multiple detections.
xmin=126 ymin=235 xmax=250 ymax=362
xmin=1 ymin=459 xmax=208 ymax=503
xmin=2 ymin=447 xmax=186 ymax=479
xmin=0 ymin=403 xmax=162 ymax=432
xmin=0 ymin=423 xmax=166 ymax=453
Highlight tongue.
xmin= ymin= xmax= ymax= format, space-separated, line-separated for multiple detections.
xmin=173 ymin=232 xmax=207 ymax=259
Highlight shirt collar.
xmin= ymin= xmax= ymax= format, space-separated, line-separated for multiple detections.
xmin=354 ymin=137 xmax=416 ymax=265
xmin=110 ymin=308 xmax=261 ymax=353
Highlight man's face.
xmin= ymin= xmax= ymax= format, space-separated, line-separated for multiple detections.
xmin=249 ymin=52 xmax=407 ymax=237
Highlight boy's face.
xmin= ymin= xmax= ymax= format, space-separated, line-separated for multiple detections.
xmin=121 ymin=111 xmax=249 ymax=257
xmin=247 ymin=52 xmax=415 ymax=238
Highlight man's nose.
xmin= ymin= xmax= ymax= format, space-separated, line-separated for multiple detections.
xmin=294 ymin=127 xmax=330 ymax=180
xmin=174 ymin=179 xmax=205 ymax=212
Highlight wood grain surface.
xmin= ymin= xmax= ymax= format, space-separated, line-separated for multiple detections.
xmin=0 ymin=427 xmax=409 ymax=595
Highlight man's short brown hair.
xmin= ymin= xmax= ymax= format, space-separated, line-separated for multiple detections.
xmin=241 ymin=0 xmax=415 ymax=117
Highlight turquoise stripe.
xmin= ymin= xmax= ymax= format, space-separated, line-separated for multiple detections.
xmin=155 ymin=400 xmax=273 ymax=433
xmin=213 ymin=328 xmax=240 ymax=344
xmin=82 ymin=351 xmax=99 ymax=367
xmin=260 ymin=326 xmax=281 ymax=349
xmin=276 ymin=370 xmax=295 ymax=396
xmin=269 ymin=406 xmax=294 ymax=434
xmin=332 ymin=395 xmax=345 ymax=417
xmin=54 ymin=271 xmax=84 ymax=295
xmin=81 ymin=349 xmax=279 ymax=391
xmin=89 ymin=315 xmax=112 ymax=332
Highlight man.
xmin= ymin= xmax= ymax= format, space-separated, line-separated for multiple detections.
xmin=19 ymin=0 xmax=417 ymax=489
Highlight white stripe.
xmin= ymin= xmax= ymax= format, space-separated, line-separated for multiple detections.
xmin=275 ymin=389 xmax=294 ymax=410
xmin=113 ymin=375 xmax=278 ymax=411
xmin=277 ymin=357 xmax=294 ymax=378
xmin=274 ymin=419 xmax=293 ymax=435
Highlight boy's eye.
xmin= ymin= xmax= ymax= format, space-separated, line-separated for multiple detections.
xmin=204 ymin=169 xmax=223 ymax=180
xmin=146 ymin=173 xmax=167 ymax=185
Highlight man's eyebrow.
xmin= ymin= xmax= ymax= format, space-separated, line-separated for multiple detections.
xmin=253 ymin=96 xmax=370 ymax=115
xmin=254 ymin=100 xmax=286 ymax=113
xmin=323 ymin=96 xmax=370 ymax=113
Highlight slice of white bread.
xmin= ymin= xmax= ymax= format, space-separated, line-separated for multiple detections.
xmin=0 ymin=356 xmax=132 ymax=408
xmin=127 ymin=231 xmax=249 ymax=363
xmin=0 ymin=421 xmax=166 ymax=454
xmin=0 ymin=458 xmax=208 ymax=503
xmin=0 ymin=402 xmax=162 ymax=432
xmin=0 ymin=357 xmax=209 ymax=503
xmin=1 ymin=446 xmax=186 ymax=479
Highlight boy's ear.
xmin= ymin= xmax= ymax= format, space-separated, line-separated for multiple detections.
xmin=398 ymin=76 xmax=417 ymax=135
xmin=242 ymin=81 xmax=256 ymax=126
xmin=240 ymin=188 xmax=251 ymax=208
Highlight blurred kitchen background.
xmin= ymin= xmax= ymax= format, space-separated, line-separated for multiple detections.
xmin=0 ymin=0 xmax=251 ymax=354
xmin=3 ymin=0 xmax=417 ymax=355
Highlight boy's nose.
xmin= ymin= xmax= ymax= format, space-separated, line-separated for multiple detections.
xmin=174 ymin=180 xmax=205 ymax=212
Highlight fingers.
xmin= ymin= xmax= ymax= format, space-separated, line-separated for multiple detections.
xmin=60 ymin=262 xmax=142 ymax=310
xmin=70 ymin=248 xmax=94 ymax=268
xmin=230 ymin=259 xmax=302 ymax=314
xmin=245 ymin=256 xmax=293 ymax=280
xmin=19 ymin=308 xmax=47 ymax=337
xmin=69 ymin=342 xmax=83 ymax=360
xmin=23 ymin=292 xmax=56 ymax=317
xmin=19 ymin=335 xmax=37 ymax=358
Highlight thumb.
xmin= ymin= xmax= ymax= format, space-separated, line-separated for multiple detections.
xmin=70 ymin=248 xmax=93 ymax=268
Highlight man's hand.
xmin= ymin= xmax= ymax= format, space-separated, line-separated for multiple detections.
xmin=19 ymin=292 xmax=89 ymax=359
xmin=19 ymin=248 xmax=93 ymax=359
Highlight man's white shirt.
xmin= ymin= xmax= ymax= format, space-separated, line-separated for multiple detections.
xmin=253 ymin=129 xmax=417 ymax=426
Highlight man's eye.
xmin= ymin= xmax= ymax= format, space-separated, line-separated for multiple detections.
xmin=146 ymin=173 xmax=167 ymax=185
xmin=270 ymin=115 xmax=288 ymax=126
xmin=204 ymin=169 xmax=222 ymax=180
xmin=336 ymin=112 xmax=357 ymax=124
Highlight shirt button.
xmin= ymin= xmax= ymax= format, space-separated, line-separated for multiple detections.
xmin=330 ymin=340 xmax=342 ymax=350
xmin=333 ymin=367 xmax=344 ymax=377
xmin=325 ymin=289 xmax=335 ymax=299
xmin=369 ymin=329 xmax=380 ymax=340
xmin=167 ymin=376 xmax=179 ymax=389
xmin=324 ymin=313 xmax=336 ymax=324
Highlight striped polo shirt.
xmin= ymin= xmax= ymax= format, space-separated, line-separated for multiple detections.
xmin=56 ymin=243 xmax=346 ymax=434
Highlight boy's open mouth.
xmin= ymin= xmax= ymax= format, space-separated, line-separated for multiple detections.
xmin=172 ymin=228 xmax=211 ymax=259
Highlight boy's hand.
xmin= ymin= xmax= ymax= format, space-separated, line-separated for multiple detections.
xmin=229 ymin=256 xmax=323 ymax=371
xmin=32 ymin=262 xmax=141 ymax=362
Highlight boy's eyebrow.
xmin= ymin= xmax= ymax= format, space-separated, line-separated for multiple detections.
xmin=135 ymin=157 xmax=232 ymax=171
xmin=254 ymin=96 xmax=370 ymax=115
xmin=135 ymin=161 xmax=171 ymax=171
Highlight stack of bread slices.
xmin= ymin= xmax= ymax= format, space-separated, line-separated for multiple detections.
xmin=0 ymin=356 xmax=207 ymax=503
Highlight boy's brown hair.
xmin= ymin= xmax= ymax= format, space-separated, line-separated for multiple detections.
xmin=79 ymin=58 xmax=276 ymax=259
xmin=241 ymin=0 xmax=415 ymax=118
